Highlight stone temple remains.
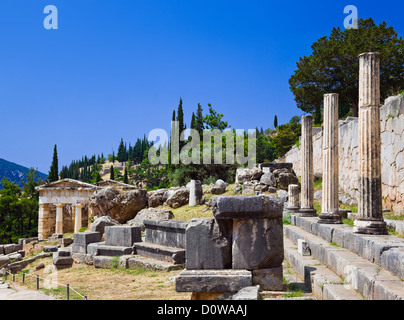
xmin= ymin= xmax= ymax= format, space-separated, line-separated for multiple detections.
xmin=36 ymin=179 xmax=101 ymax=239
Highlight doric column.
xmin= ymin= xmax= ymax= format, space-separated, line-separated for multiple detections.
xmin=298 ymin=115 xmax=317 ymax=216
xmin=286 ymin=184 xmax=300 ymax=213
xmin=318 ymin=93 xmax=342 ymax=224
xmin=55 ymin=203 xmax=65 ymax=234
xmin=189 ymin=180 xmax=197 ymax=207
xmin=74 ymin=203 xmax=85 ymax=233
xmin=38 ymin=203 xmax=51 ymax=240
xmin=353 ymin=52 xmax=387 ymax=234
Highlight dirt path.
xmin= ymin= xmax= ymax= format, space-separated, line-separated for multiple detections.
xmin=0 ymin=282 xmax=56 ymax=300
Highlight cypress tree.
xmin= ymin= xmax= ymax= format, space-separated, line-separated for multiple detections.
xmin=274 ymin=115 xmax=278 ymax=128
xmin=48 ymin=144 xmax=59 ymax=182
xmin=195 ymin=103 xmax=204 ymax=135
xmin=110 ymin=165 xmax=115 ymax=180
xmin=123 ymin=167 xmax=128 ymax=184
xmin=117 ymin=138 xmax=126 ymax=164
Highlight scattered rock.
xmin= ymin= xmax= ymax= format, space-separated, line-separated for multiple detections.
xmin=148 ymin=189 xmax=167 ymax=208
xmin=211 ymin=179 xmax=226 ymax=195
xmin=260 ymin=172 xmax=276 ymax=187
xmin=272 ymin=168 xmax=299 ymax=190
xmin=165 ymin=187 xmax=189 ymax=209
xmin=90 ymin=187 xmax=148 ymax=223
xmin=125 ymin=208 xmax=174 ymax=231
xmin=90 ymin=216 xmax=120 ymax=238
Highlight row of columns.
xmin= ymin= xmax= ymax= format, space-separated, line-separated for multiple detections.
xmin=39 ymin=203 xmax=86 ymax=240
xmin=287 ymin=52 xmax=387 ymax=235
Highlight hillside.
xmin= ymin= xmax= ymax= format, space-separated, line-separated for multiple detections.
xmin=0 ymin=158 xmax=47 ymax=188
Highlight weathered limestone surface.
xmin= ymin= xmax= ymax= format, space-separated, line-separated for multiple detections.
xmin=298 ymin=115 xmax=317 ymax=217
xmin=232 ymin=217 xmax=283 ymax=269
xmin=285 ymin=94 xmax=404 ymax=213
xmin=319 ymin=93 xmax=342 ymax=224
xmin=286 ymin=184 xmax=300 ymax=213
xmin=353 ymin=52 xmax=387 ymax=235
xmin=104 ymin=226 xmax=141 ymax=247
xmin=144 ymin=219 xmax=188 ymax=249
xmin=175 ymin=269 xmax=252 ymax=293
xmin=185 ymin=218 xmax=232 ymax=270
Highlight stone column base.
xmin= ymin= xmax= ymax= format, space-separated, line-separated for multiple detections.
xmin=297 ymin=208 xmax=317 ymax=217
xmin=318 ymin=213 xmax=343 ymax=224
xmin=285 ymin=206 xmax=300 ymax=214
xmin=353 ymin=219 xmax=388 ymax=235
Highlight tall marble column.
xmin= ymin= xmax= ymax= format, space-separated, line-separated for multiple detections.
xmin=318 ymin=93 xmax=342 ymax=224
xmin=298 ymin=115 xmax=317 ymax=216
xmin=55 ymin=203 xmax=65 ymax=234
xmin=286 ymin=184 xmax=300 ymax=213
xmin=74 ymin=203 xmax=85 ymax=233
xmin=353 ymin=52 xmax=387 ymax=234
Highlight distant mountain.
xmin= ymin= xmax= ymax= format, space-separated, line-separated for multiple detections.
xmin=0 ymin=158 xmax=48 ymax=189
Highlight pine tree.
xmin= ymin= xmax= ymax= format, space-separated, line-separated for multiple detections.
xmin=110 ymin=165 xmax=115 ymax=180
xmin=48 ymin=144 xmax=59 ymax=182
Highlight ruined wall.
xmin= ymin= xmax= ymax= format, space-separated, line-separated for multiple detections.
xmin=285 ymin=95 xmax=404 ymax=213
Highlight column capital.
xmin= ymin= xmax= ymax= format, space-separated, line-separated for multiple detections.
xmin=55 ymin=203 xmax=65 ymax=208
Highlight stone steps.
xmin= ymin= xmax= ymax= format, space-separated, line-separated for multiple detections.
xmin=133 ymin=242 xmax=185 ymax=265
xmin=284 ymin=237 xmax=363 ymax=300
xmin=284 ymin=224 xmax=404 ymax=300
xmin=290 ymin=216 xmax=404 ymax=280
xmin=95 ymin=244 xmax=133 ymax=256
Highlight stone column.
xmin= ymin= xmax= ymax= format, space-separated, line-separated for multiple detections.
xmin=55 ymin=203 xmax=65 ymax=234
xmin=38 ymin=203 xmax=51 ymax=240
xmin=189 ymin=180 xmax=197 ymax=207
xmin=298 ymin=115 xmax=317 ymax=216
xmin=318 ymin=93 xmax=342 ymax=224
xmin=286 ymin=184 xmax=300 ymax=213
xmin=74 ymin=203 xmax=85 ymax=233
xmin=353 ymin=52 xmax=387 ymax=234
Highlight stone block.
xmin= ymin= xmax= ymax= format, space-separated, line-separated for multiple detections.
xmin=4 ymin=244 xmax=16 ymax=255
xmin=0 ymin=255 xmax=10 ymax=269
xmin=73 ymin=232 xmax=101 ymax=246
xmin=175 ymin=269 xmax=252 ymax=293
xmin=185 ymin=218 xmax=232 ymax=270
xmin=0 ymin=245 xmax=4 ymax=255
xmin=232 ymin=285 xmax=261 ymax=300
xmin=144 ymin=219 xmax=188 ymax=249
xmin=104 ymin=226 xmax=141 ymax=247
xmin=380 ymin=247 xmax=404 ymax=280
xmin=43 ymin=245 xmax=60 ymax=253
xmin=134 ymin=242 xmax=185 ymax=264
xmin=87 ymin=242 xmax=104 ymax=256
xmin=96 ymin=244 xmax=133 ymax=256
xmin=298 ymin=239 xmax=311 ymax=256
xmin=93 ymin=255 xmax=114 ymax=269
xmin=53 ymin=254 xmax=73 ymax=269
xmin=72 ymin=243 xmax=87 ymax=254
xmin=212 ymin=195 xmax=283 ymax=220
xmin=252 ymin=267 xmax=283 ymax=290
xmin=232 ymin=217 xmax=283 ymax=269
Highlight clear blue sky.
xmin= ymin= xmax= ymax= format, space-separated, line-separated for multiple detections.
xmin=0 ymin=0 xmax=403 ymax=173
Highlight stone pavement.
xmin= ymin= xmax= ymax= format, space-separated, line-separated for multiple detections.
xmin=0 ymin=281 xmax=56 ymax=300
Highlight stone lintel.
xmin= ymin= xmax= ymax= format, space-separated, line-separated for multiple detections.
xmin=211 ymin=195 xmax=283 ymax=219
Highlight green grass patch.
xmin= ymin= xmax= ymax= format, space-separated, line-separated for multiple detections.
xmin=384 ymin=214 xmax=404 ymax=221
xmin=342 ymin=218 xmax=354 ymax=227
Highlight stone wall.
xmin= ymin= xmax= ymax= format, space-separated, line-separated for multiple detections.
xmin=285 ymin=95 xmax=404 ymax=213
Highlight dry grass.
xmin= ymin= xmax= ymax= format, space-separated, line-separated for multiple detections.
xmin=13 ymin=256 xmax=191 ymax=300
